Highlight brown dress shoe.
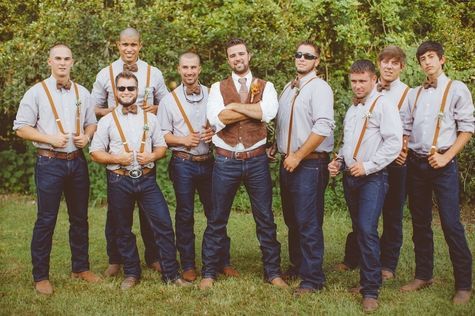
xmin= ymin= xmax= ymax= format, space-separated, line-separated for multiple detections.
xmin=71 ymin=271 xmax=102 ymax=283
xmin=381 ymin=269 xmax=395 ymax=281
xmin=334 ymin=262 xmax=351 ymax=272
xmin=269 ymin=277 xmax=289 ymax=288
xmin=199 ymin=277 xmax=214 ymax=290
xmin=173 ymin=278 xmax=193 ymax=287
xmin=400 ymin=278 xmax=433 ymax=292
xmin=148 ymin=261 xmax=162 ymax=273
xmin=294 ymin=287 xmax=316 ymax=297
xmin=104 ymin=264 xmax=121 ymax=277
xmin=35 ymin=280 xmax=53 ymax=295
xmin=362 ymin=297 xmax=378 ymax=313
xmin=120 ymin=277 xmax=139 ymax=290
xmin=349 ymin=285 xmax=362 ymax=294
xmin=453 ymin=290 xmax=471 ymax=305
xmin=182 ymin=269 xmax=197 ymax=282
xmin=222 ymin=266 xmax=239 ymax=277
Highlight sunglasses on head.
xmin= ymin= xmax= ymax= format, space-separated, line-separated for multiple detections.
xmin=294 ymin=52 xmax=318 ymax=60
xmin=117 ymin=86 xmax=137 ymax=92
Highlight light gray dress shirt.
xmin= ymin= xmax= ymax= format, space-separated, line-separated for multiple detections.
xmin=13 ymin=76 xmax=97 ymax=152
xmin=158 ymin=83 xmax=210 ymax=155
xmin=276 ymin=71 xmax=335 ymax=154
xmin=90 ymin=106 xmax=166 ymax=170
xmin=91 ymin=58 xmax=168 ymax=108
xmin=207 ymin=71 xmax=278 ymax=151
xmin=402 ymin=73 xmax=474 ymax=155
xmin=376 ymin=78 xmax=410 ymax=121
xmin=338 ymin=90 xmax=402 ymax=175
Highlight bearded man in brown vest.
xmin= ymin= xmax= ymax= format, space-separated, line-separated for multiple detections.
xmin=199 ymin=38 xmax=287 ymax=290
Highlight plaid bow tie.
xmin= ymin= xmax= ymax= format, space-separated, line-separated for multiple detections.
xmin=423 ymin=78 xmax=437 ymax=89
xmin=123 ymin=63 xmax=138 ymax=72
xmin=185 ymin=85 xmax=201 ymax=95
xmin=352 ymin=97 xmax=366 ymax=105
xmin=122 ymin=104 xmax=138 ymax=114
xmin=376 ymin=82 xmax=390 ymax=92
xmin=56 ymin=80 xmax=71 ymax=90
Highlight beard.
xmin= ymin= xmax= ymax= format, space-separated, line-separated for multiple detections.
xmin=119 ymin=96 xmax=137 ymax=107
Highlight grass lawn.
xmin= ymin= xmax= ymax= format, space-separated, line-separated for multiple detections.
xmin=0 ymin=194 xmax=473 ymax=315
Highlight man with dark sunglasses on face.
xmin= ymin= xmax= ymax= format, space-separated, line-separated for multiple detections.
xmin=90 ymin=71 xmax=190 ymax=290
xmin=269 ymin=40 xmax=334 ymax=295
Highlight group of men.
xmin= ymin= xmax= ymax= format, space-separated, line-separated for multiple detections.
xmin=13 ymin=26 xmax=473 ymax=312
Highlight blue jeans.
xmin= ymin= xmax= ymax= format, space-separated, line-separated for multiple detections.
xmin=343 ymin=170 xmax=388 ymax=299
xmin=201 ymin=153 xmax=282 ymax=280
xmin=107 ymin=170 xmax=180 ymax=281
xmin=407 ymin=156 xmax=472 ymax=290
xmin=280 ymin=158 xmax=329 ymax=290
xmin=105 ymin=170 xmax=159 ymax=266
xmin=32 ymin=154 xmax=90 ymax=281
xmin=169 ymin=156 xmax=231 ymax=271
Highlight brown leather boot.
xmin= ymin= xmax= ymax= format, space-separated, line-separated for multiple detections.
xmin=381 ymin=269 xmax=395 ymax=281
xmin=148 ymin=261 xmax=162 ymax=273
xmin=173 ymin=278 xmax=193 ymax=287
xmin=120 ymin=277 xmax=139 ymax=290
xmin=293 ymin=287 xmax=315 ymax=297
xmin=400 ymin=278 xmax=433 ymax=292
xmin=453 ymin=290 xmax=471 ymax=305
xmin=362 ymin=297 xmax=378 ymax=313
xmin=334 ymin=262 xmax=351 ymax=272
xmin=104 ymin=264 xmax=121 ymax=277
xmin=349 ymin=285 xmax=362 ymax=295
xmin=71 ymin=271 xmax=102 ymax=283
xmin=35 ymin=280 xmax=53 ymax=295
xmin=199 ymin=277 xmax=214 ymax=290
xmin=269 ymin=277 xmax=289 ymax=289
xmin=222 ymin=266 xmax=239 ymax=277
xmin=182 ymin=269 xmax=197 ymax=282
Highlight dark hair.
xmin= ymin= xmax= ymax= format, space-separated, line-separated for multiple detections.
xmin=296 ymin=40 xmax=320 ymax=57
xmin=115 ymin=71 xmax=138 ymax=87
xmin=225 ymin=38 xmax=248 ymax=53
xmin=350 ymin=59 xmax=376 ymax=75
xmin=416 ymin=41 xmax=444 ymax=62
xmin=378 ymin=45 xmax=406 ymax=65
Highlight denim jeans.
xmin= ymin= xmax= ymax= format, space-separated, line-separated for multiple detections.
xmin=201 ymin=153 xmax=282 ymax=280
xmin=407 ymin=156 xmax=472 ymax=290
xmin=32 ymin=154 xmax=90 ymax=281
xmin=343 ymin=170 xmax=388 ymax=298
xmin=169 ymin=156 xmax=231 ymax=271
xmin=105 ymin=169 xmax=159 ymax=266
xmin=280 ymin=158 xmax=329 ymax=290
xmin=107 ymin=170 xmax=180 ymax=281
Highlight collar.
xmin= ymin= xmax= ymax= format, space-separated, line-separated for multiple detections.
xmin=232 ymin=71 xmax=252 ymax=84
xmin=298 ymin=71 xmax=318 ymax=86
xmin=49 ymin=75 xmax=72 ymax=92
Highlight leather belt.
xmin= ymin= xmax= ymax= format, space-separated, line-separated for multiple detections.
xmin=215 ymin=145 xmax=266 ymax=160
xmin=37 ymin=149 xmax=82 ymax=160
xmin=172 ymin=151 xmax=213 ymax=162
xmin=409 ymin=148 xmax=449 ymax=162
xmin=111 ymin=167 xmax=154 ymax=177
xmin=303 ymin=152 xmax=329 ymax=160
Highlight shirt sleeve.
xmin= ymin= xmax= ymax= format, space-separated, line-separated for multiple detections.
xmin=402 ymin=88 xmax=419 ymax=136
xmin=452 ymin=81 xmax=475 ymax=133
xmin=259 ymin=82 xmax=278 ymax=123
xmin=157 ymin=95 xmax=173 ymax=134
xmin=152 ymin=68 xmax=169 ymax=105
xmin=91 ymin=70 xmax=108 ymax=108
xmin=89 ymin=116 xmax=110 ymax=153
xmin=311 ymin=81 xmax=335 ymax=137
xmin=206 ymin=82 xmax=226 ymax=132
xmin=150 ymin=114 xmax=167 ymax=148
xmin=13 ymin=86 xmax=38 ymax=130
xmin=82 ymin=89 xmax=98 ymax=127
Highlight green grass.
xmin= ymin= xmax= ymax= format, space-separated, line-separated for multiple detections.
xmin=0 ymin=194 xmax=474 ymax=315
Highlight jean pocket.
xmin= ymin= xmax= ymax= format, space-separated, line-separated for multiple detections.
xmin=36 ymin=155 xmax=54 ymax=166
xmin=108 ymin=171 xmax=123 ymax=184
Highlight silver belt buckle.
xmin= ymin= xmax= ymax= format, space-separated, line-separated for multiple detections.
xmin=128 ymin=168 xmax=143 ymax=178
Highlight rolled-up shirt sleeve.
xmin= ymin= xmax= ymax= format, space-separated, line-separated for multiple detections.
xmin=402 ymin=88 xmax=418 ymax=136
xmin=311 ymin=81 xmax=335 ymax=137
xmin=83 ymin=92 xmax=97 ymax=127
xmin=453 ymin=81 xmax=475 ymax=133
xmin=91 ymin=71 xmax=108 ymax=108
xmin=157 ymin=96 xmax=173 ymax=134
xmin=89 ymin=117 xmax=110 ymax=153
xmin=206 ymin=82 xmax=226 ymax=132
xmin=150 ymin=116 xmax=167 ymax=148
xmin=13 ymin=87 xmax=38 ymax=130
xmin=260 ymin=82 xmax=278 ymax=123
xmin=153 ymin=68 xmax=169 ymax=105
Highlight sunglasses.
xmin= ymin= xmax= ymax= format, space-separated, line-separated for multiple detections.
xmin=117 ymin=86 xmax=137 ymax=92
xmin=294 ymin=52 xmax=318 ymax=60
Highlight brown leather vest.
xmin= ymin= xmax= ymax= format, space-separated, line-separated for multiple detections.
xmin=217 ymin=76 xmax=267 ymax=148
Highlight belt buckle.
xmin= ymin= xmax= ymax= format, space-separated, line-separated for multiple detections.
xmin=128 ymin=168 xmax=143 ymax=178
xmin=234 ymin=151 xmax=246 ymax=160
xmin=66 ymin=152 xmax=73 ymax=160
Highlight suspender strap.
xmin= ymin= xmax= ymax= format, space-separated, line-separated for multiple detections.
xmin=109 ymin=64 xmax=119 ymax=107
xmin=285 ymin=77 xmax=318 ymax=155
xmin=171 ymin=90 xmax=195 ymax=134
xmin=73 ymin=82 xmax=81 ymax=135
xmin=397 ymin=86 xmax=410 ymax=110
xmin=411 ymin=87 xmax=423 ymax=114
xmin=142 ymin=64 xmax=152 ymax=108
xmin=352 ymin=96 xmax=381 ymax=160
xmin=430 ymin=80 xmax=453 ymax=155
xmin=111 ymin=109 xmax=148 ymax=153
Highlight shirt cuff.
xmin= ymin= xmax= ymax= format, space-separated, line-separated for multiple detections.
xmin=363 ymin=161 xmax=378 ymax=175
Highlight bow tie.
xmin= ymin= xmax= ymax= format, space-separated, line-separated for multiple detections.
xmin=352 ymin=97 xmax=366 ymax=105
xmin=123 ymin=63 xmax=138 ymax=72
xmin=185 ymin=85 xmax=201 ymax=95
xmin=423 ymin=78 xmax=437 ymax=89
xmin=56 ymin=80 xmax=71 ymax=90
xmin=376 ymin=82 xmax=390 ymax=92
xmin=290 ymin=76 xmax=300 ymax=90
xmin=122 ymin=104 xmax=138 ymax=114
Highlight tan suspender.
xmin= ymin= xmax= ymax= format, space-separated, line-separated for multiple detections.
xmin=171 ymin=90 xmax=195 ymax=134
xmin=142 ymin=64 xmax=152 ymax=108
xmin=109 ymin=63 xmax=151 ymax=108
xmin=111 ymin=109 xmax=148 ymax=153
xmin=352 ymin=96 xmax=382 ymax=160
xmin=397 ymin=86 xmax=410 ymax=110
xmin=41 ymin=80 xmax=81 ymax=135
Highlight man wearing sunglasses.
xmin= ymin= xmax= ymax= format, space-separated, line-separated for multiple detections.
xmin=200 ymin=38 xmax=287 ymax=290
xmin=158 ymin=52 xmax=235 ymax=282
xmin=91 ymin=27 xmax=168 ymax=277
xmin=271 ymin=41 xmax=334 ymax=295
xmin=13 ymin=43 xmax=100 ymax=295
xmin=90 ymin=71 xmax=190 ymax=290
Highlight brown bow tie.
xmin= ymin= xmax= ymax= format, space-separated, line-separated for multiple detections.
xmin=352 ymin=97 xmax=366 ymax=105
xmin=376 ymin=82 xmax=390 ymax=92
xmin=290 ymin=77 xmax=300 ymax=90
xmin=123 ymin=63 xmax=138 ymax=72
xmin=185 ymin=85 xmax=201 ymax=95
xmin=122 ymin=104 xmax=138 ymax=114
xmin=423 ymin=78 xmax=437 ymax=89
xmin=56 ymin=80 xmax=71 ymax=90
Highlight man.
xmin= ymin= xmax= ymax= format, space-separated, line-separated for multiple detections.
xmin=91 ymin=27 xmax=168 ymax=276
xmin=13 ymin=43 xmax=101 ymax=295
xmin=400 ymin=41 xmax=473 ymax=304
xmin=336 ymin=46 xmax=411 ymax=281
xmin=90 ymin=71 xmax=190 ymax=290
xmin=200 ymin=38 xmax=287 ymax=290
xmin=158 ymin=52 xmax=235 ymax=282
xmin=328 ymin=60 xmax=402 ymax=312
xmin=272 ymin=41 xmax=334 ymax=295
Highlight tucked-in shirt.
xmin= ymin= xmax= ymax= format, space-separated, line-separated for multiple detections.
xmin=91 ymin=58 xmax=168 ymax=108
xmin=158 ymin=83 xmax=210 ymax=155
xmin=13 ymin=76 xmax=97 ymax=152
xmin=402 ymin=73 xmax=475 ymax=155
xmin=207 ymin=71 xmax=278 ymax=151
xmin=338 ymin=90 xmax=402 ymax=175
xmin=276 ymin=71 xmax=335 ymax=154
xmin=90 ymin=105 xmax=166 ymax=170
xmin=375 ymin=78 xmax=410 ymax=121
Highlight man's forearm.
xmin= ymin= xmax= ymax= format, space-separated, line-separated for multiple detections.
xmin=445 ymin=132 xmax=472 ymax=159
xmin=16 ymin=126 xmax=51 ymax=144
xmin=228 ymin=102 xmax=263 ymax=120
xmin=294 ymin=133 xmax=326 ymax=159
xmin=218 ymin=109 xmax=248 ymax=125
xmin=90 ymin=151 xmax=119 ymax=165
xmin=95 ymin=105 xmax=112 ymax=117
